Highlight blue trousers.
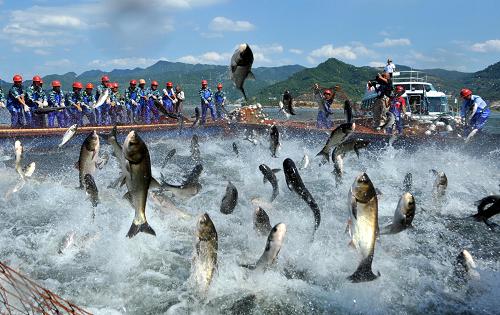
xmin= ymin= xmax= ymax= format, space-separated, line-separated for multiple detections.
xmin=386 ymin=110 xmax=403 ymax=134
xmin=201 ymin=102 xmax=216 ymax=124
xmin=215 ymin=103 xmax=225 ymax=119
xmin=465 ymin=108 xmax=490 ymax=136
xmin=47 ymin=110 xmax=67 ymax=128
xmin=144 ymin=101 xmax=160 ymax=124
xmin=8 ymin=106 xmax=24 ymax=128
xmin=82 ymin=107 xmax=96 ymax=125
xmin=316 ymin=111 xmax=333 ymax=129
xmin=96 ymin=105 xmax=110 ymax=126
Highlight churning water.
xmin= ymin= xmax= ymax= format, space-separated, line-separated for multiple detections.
xmin=0 ymin=125 xmax=499 ymax=314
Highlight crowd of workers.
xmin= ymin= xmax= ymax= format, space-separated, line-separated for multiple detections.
xmin=0 ymin=75 xmax=227 ymax=128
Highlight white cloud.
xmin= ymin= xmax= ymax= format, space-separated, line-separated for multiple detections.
xmin=209 ymin=16 xmax=255 ymax=32
xmin=13 ymin=38 xmax=53 ymax=48
xmin=37 ymin=15 xmax=84 ymax=28
xmin=177 ymin=55 xmax=198 ymax=64
xmin=34 ymin=49 xmax=50 ymax=56
xmin=289 ymin=48 xmax=303 ymax=55
xmin=307 ymin=43 xmax=372 ymax=64
xmin=200 ymin=32 xmax=223 ymax=38
xmin=155 ymin=0 xmax=224 ymax=9
xmin=177 ymin=51 xmax=231 ymax=64
xmin=374 ymin=38 xmax=411 ymax=47
xmin=369 ymin=61 xmax=385 ymax=68
xmin=470 ymin=39 xmax=500 ymax=52
xmin=88 ymin=57 xmax=166 ymax=70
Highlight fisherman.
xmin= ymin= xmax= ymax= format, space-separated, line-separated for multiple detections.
xmin=199 ymin=79 xmax=216 ymax=124
xmin=25 ymin=75 xmax=47 ymax=128
xmin=145 ymin=81 xmax=161 ymax=124
xmin=369 ymin=72 xmax=393 ymax=130
xmin=384 ymin=58 xmax=396 ymax=77
xmin=47 ymin=80 xmax=67 ymax=128
xmin=95 ymin=75 xmax=110 ymax=126
xmin=137 ymin=79 xmax=147 ymax=123
xmin=175 ymin=85 xmax=185 ymax=114
xmin=109 ymin=82 xmax=123 ymax=125
xmin=82 ymin=83 xmax=97 ymax=125
xmin=162 ymin=81 xmax=177 ymax=113
xmin=314 ymin=83 xmax=335 ymax=129
xmin=214 ymin=83 xmax=226 ymax=119
xmin=0 ymin=80 xmax=5 ymax=109
xmin=386 ymin=85 xmax=406 ymax=135
xmin=124 ymin=79 xmax=140 ymax=123
xmin=66 ymin=82 xmax=85 ymax=126
xmin=6 ymin=75 xmax=27 ymax=128
xmin=282 ymin=89 xmax=295 ymax=115
xmin=460 ymin=88 xmax=490 ymax=138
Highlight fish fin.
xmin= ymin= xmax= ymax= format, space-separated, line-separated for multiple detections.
xmin=150 ymin=177 xmax=161 ymax=190
xmin=347 ymin=256 xmax=379 ymax=283
xmin=123 ymin=192 xmax=133 ymax=206
xmin=239 ymin=263 xmax=256 ymax=270
xmin=74 ymin=161 xmax=79 ymax=169
xmin=348 ymin=239 xmax=356 ymax=249
xmin=96 ymin=159 xmax=104 ymax=170
xmin=430 ymin=169 xmax=438 ymax=175
xmin=354 ymin=146 xmax=360 ymax=158
xmin=120 ymin=176 xmax=126 ymax=187
xmin=271 ymin=168 xmax=281 ymax=173
xmin=375 ymin=188 xmax=383 ymax=196
xmin=315 ymin=150 xmax=330 ymax=163
xmin=246 ymin=71 xmax=255 ymax=80
xmin=263 ymin=176 xmax=267 ymax=184
xmin=126 ymin=222 xmax=156 ymax=238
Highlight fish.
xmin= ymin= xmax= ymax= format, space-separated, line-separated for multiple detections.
xmin=232 ymin=142 xmax=239 ymax=157
xmin=84 ymin=174 xmax=99 ymax=208
xmin=269 ymin=125 xmax=280 ymax=158
xmin=278 ymin=101 xmax=291 ymax=119
xmin=380 ymin=111 xmax=396 ymax=131
xmin=192 ymin=213 xmax=218 ymax=292
xmin=58 ymin=124 xmax=78 ymax=148
xmin=316 ymin=122 xmax=355 ymax=163
xmin=230 ymin=43 xmax=254 ymax=101
xmin=381 ymin=192 xmax=416 ymax=234
xmin=106 ymin=125 xmax=123 ymax=162
xmin=98 ymin=152 xmax=110 ymax=169
xmin=122 ymin=131 xmax=156 ymax=238
xmin=403 ymin=172 xmax=413 ymax=192
xmin=160 ymin=164 xmax=203 ymax=199
xmin=161 ymin=149 xmax=176 ymax=168
xmin=94 ymin=88 xmax=109 ymax=109
xmin=242 ymin=223 xmax=287 ymax=271
xmin=150 ymin=191 xmax=192 ymax=219
xmin=283 ymin=158 xmax=321 ymax=232
xmin=33 ymin=106 xmax=67 ymax=114
xmin=431 ymin=169 xmax=448 ymax=198
xmin=347 ymin=173 xmax=380 ymax=282
xmin=191 ymin=107 xmax=201 ymax=128
xmin=220 ymin=181 xmax=238 ymax=214
xmin=13 ymin=140 xmax=35 ymax=179
xmin=259 ymin=164 xmax=279 ymax=202
xmin=333 ymin=138 xmax=370 ymax=159
xmin=344 ymin=99 xmax=353 ymax=123
xmin=191 ymin=134 xmax=201 ymax=162
xmin=57 ymin=231 xmax=77 ymax=254
xmin=77 ymin=131 xmax=100 ymax=189
xmin=299 ymin=154 xmax=310 ymax=170
xmin=254 ymin=207 xmax=272 ymax=236
xmin=333 ymin=153 xmax=343 ymax=185
xmin=470 ymin=195 xmax=500 ymax=227
xmin=454 ymin=249 xmax=480 ymax=280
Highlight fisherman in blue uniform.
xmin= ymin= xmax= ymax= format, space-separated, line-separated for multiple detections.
xmin=314 ymin=83 xmax=335 ymax=129
xmin=214 ymin=83 xmax=226 ymax=119
xmin=137 ymin=79 xmax=147 ymax=123
xmin=25 ymin=75 xmax=47 ymax=128
xmin=199 ymin=79 xmax=215 ymax=124
xmin=109 ymin=82 xmax=124 ymax=125
xmin=66 ymin=82 xmax=85 ymax=126
xmin=144 ymin=81 xmax=161 ymax=124
xmin=162 ymin=82 xmax=177 ymax=113
xmin=82 ymin=83 xmax=97 ymax=125
xmin=47 ymin=80 xmax=67 ymax=128
xmin=6 ymin=75 xmax=28 ymax=128
xmin=95 ymin=75 xmax=110 ymax=126
xmin=0 ymin=82 xmax=5 ymax=110
xmin=460 ymin=88 xmax=490 ymax=140
xmin=124 ymin=79 xmax=140 ymax=123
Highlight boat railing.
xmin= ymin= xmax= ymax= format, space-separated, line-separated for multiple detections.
xmin=392 ymin=71 xmax=428 ymax=83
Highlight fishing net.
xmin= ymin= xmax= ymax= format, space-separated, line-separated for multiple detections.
xmin=0 ymin=261 xmax=91 ymax=315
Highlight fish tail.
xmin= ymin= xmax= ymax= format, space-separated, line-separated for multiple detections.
xmin=271 ymin=187 xmax=279 ymax=202
xmin=347 ymin=256 xmax=379 ymax=283
xmin=316 ymin=150 xmax=329 ymax=163
xmin=126 ymin=221 xmax=156 ymax=238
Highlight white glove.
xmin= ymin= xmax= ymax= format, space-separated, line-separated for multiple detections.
xmin=162 ymin=89 xmax=168 ymax=95
xmin=204 ymin=100 xmax=208 ymax=105
xmin=42 ymin=100 xmax=48 ymax=107
xmin=132 ymin=100 xmax=137 ymax=106
xmin=24 ymin=105 xmax=30 ymax=112
xmin=106 ymin=98 xmax=111 ymax=105
xmin=0 ymin=101 xmax=5 ymax=108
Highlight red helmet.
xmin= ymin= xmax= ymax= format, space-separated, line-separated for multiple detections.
xmin=113 ymin=82 xmax=119 ymax=88
xmin=40 ymin=79 xmax=44 ymax=84
xmin=201 ymin=79 xmax=208 ymax=86
xmin=13 ymin=74 xmax=23 ymax=83
xmin=217 ymin=83 xmax=223 ymax=89
xmin=106 ymin=82 xmax=112 ymax=88
xmin=72 ymin=82 xmax=83 ymax=89
xmin=323 ymin=89 xmax=332 ymax=95
xmin=395 ymin=85 xmax=405 ymax=95
xmin=151 ymin=80 xmax=158 ymax=86
xmin=166 ymin=81 xmax=173 ymax=87
xmin=101 ymin=75 xmax=110 ymax=82
xmin=32 ymin=75 xmax=42 ymax=83
xmin=130 ymin=79 xmax=137 ymax=85
xmin=460 ymin=88 xmax=472 ymax=98
xmin=86 ymin=83 xmax=94 ymax=89
xmin=52 ymin=80 xmax=61 ymax=87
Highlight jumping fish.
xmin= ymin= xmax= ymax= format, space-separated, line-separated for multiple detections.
xmin=106 ymin=125 xmax=123 ymax=162
xmin=431 ymin=169 xmax=448 ymax=198
xmin=57 ymin=231 xmax=77 ymax=254
xmin=58 ymin=124 xmax=78 ymax=148
xmin=150 ymin=191 xmax=192 ymax=219
xmin=77 ymin=131 xmax=100 ymax=188
xmin=192 ymin=213 xmax=218 ymax=292
xmin=242 ymin=223 xmax=287 ymax=272
xmin=191 ymin=107 xmax=201 ymax=128
xmin=299 ymin=154 xmax=310 ymax=170
xmin=454 ymin=249 xmax=480 ymax=280
xmin=333 ymin=138 xmax=370 ymax=159
xmin=220 ymin=181 xmax=238 ymax=214
xmin=381 ymin=192 xmax=416 ymax=234
xmin=316 ymin=122 xmax=355 ymax=163
xmin=470 ymin=195 xmax=500 ymax=228
xmin=269 ymin=125 xmax=280 ymax=158
xmin=344 ymin=99 xmax=353 ymax=123
xmin=278 ymin=101 xmax=291 ymax=119
xmin=230 ymin=43 xmax=254 ymax=101
xmin=95 ymin=88 xmax=109 ymax=109
xmin=254 ymin=207 xmax=272 ymax=236
xmin=259 ymin=164 xmax=279 ymax=202
xmin=191 ymin=134 xmax=201 ymax=162
xmin=160 ymin=164 xmax=203 ymax=199
xmin=161 ymin=149 xmax=177 ymax=168
xmin=347 ymin=173 xmax=380 ymax=282
xmin=232 ymin=142 xmax=239 ymax=157
xmin=84 ymin=174 xmax=99 ymax=208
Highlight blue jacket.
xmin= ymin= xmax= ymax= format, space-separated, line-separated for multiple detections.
xmin=7 ymin=85 xmax=24 ymax=109
xmin=461 ymin=95 xmax=488 ymax=118
xmin=48 ymin=90 xmax=65 ymax=108
xmin=199 ymin=88 xmax=213 ymax=105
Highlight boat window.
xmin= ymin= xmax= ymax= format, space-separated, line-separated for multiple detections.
xmin=411 ymin=84 xmax=424 ymax=91
xmin=427 ymin=97 xmax=447 ymax=112
xmin=425 ymin=84 xmax=436 ymax=92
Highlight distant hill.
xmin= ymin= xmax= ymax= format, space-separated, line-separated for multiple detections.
xmin=0 ymin=61 xmax=305 ymax=104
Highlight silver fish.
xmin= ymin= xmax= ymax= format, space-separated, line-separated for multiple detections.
xmin=122 ymin=131 xmax=156 ymax=238
xmin=269 ymin=125 xmax=280 ymax=158
xmin=161 ymin=148 xmax=176 ymax=168
xmin=333 ymin=138 xmax=370 ymax=159
xmin=150 ymin=191 xmax=192 ymax=219
xmin=232 ymin=142 xmax=239 ymax=157
xmin=193 ymin=213 xmax=218 ymax=292
xmin=347 ymin=173 xmax=379 ymax=282
xmin=220 ymin=181 xmax=238 ymax=214
xmin=243 ymin=223 xmax=286 ymax=272
xmin=299 ymin=154 xmax=310 ymax=170
xmin=58 ymin=124 xmax=78 ymax=148
xmin=254 ymin=207 xmax=272 ymax=236
xmin=471 ymin=195 xmax=500 ymax=228
xmin=58 ymin=231 xmax=76 ymax=254
xmin=259 ymin=164 xmax=279 ymax=202
xmin=160 ymin=164 xmax=203 ymax=199
xmin=77 ymin=131 xmax=100 ymax=188
xmin=106 ymin=125 xmax=123 ymax=162
xmin=431 ymin=169 xmax=448 ymax=198
xmin=84 ymin=173 xmax=99 ymax=208
xmin=230 ymin=43 xmax=254 ymax=101
xmin=191 ymin=134 xmax=201 ymax=162
xmin=381 ymin=192 xmax=416 ymax=234
xmin=316 ymin=122 xmax=355 ymax=163
xmin=455 ymin=249 xmax=480 ymax=280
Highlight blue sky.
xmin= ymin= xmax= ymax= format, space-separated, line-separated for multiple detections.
xmin=0 ymin=0 xmax=499 ymax=78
